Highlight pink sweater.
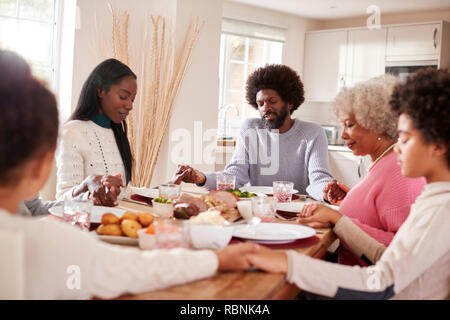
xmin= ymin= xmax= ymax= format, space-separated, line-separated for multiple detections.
xmin=337 ymin=151 xmax=426 ymax=266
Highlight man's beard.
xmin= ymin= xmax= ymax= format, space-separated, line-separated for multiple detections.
xmin=262 ymin=103 xmax=289 ymax=130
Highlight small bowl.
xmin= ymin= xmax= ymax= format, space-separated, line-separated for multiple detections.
xmin=137 ymin=229 xmax=156 ymax=250
xmin=152 ymin=201 xmax=174 ymax=218
xmin=189 ymin=224 xmax=233 ymax=250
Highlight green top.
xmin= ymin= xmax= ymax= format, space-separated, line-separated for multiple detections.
xmin=91 ymin=113 xmax=111 ymax=129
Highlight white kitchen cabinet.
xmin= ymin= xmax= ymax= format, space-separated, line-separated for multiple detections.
xmin=345 ymin=28 xmax=387 ymax=87
xmin=386 ymin=23 xmax=441 ymax=61
xmin=328 ymin=149 xmax=371 ymax=188
xmin=303 ymin=30 xmax=348 ymax=101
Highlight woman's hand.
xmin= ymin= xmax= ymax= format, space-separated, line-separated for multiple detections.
xmin=216 ymin=242 xmax=260 ymax=271
xmin=100 ymin=173 xmax=124 ymax=197
xmin=79 ymin=175 xmax=118 ymax=207
xmin=296 ymin=203 xmax=342 ymax=227
xmin=246 ymin=246 xmax=288 ymax=274
xmin=323 ymin=180 xmax=349 ymax=205
xmin=170 ymin=165 xmax=206 ymax=185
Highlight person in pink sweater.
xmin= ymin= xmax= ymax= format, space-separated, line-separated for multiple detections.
xmin=298 ymin=74 xmax=426 ymax=266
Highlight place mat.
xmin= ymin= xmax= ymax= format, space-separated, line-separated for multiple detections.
xmin=130 ymin=194 xmax=153 ymax=205
xmin=230 ymin=235 xmax=319 ymax=249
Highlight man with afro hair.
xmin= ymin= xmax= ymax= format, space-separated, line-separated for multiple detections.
xmin=172 ymin=64 xmax=333 ymax=200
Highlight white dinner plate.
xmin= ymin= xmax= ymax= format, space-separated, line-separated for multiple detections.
xmin=276 ymin=202 xmax=306 ymax=213
xmin=239 ymin=186 xmax=299 ymax=195
xmin=232 ymin=223 xmax=315 ymax=244
xmin=130 ymin=184 xmax=209 ymax=199
xmin=48 ymin=205 xmax=126 ymax=224
xmin=96 ymin=234 xmax=138 ymax=246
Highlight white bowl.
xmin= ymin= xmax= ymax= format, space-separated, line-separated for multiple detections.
xmin=137 ymin=229 xmax=156 ymax=250
xmin=152 ymin=201 xmax=174 ymax=218
xmin=189 ymin=224 xmax=233 ymax=250
xmin=236 ymin=201 xmax=253 ymax=220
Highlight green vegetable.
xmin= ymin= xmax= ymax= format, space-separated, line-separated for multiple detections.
xmin=225 ymin=189 xmax=257 ymax=198
xmin=153 ymin=197 xmax=173 ymax=204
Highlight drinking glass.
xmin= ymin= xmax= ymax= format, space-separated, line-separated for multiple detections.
xmin=158 ymin=184 xmax=181 ymax=200
xmin=63 ymin=198 xmax=92 ymax=230
xmin=251 ymin=195 xmax=275 ymax=222
xmin=216 ymin=173 xmax=236 ymax=191
xmin=273 ymin=181 xmax=294 ymax=203
xmin=154 ymin=220 xmax=190 ymax=249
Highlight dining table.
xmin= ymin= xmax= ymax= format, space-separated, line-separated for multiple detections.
xmin=109 ymin=197 xmax=337 ymax=300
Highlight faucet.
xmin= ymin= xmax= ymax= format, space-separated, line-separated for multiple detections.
xmin=219 ymin=104 xmax=240 ymax=139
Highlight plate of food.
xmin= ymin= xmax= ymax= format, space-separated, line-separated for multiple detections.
xmin=225 ymin=189 xmax=260 ymax=200
xmin=239 ymin=186 xmax=299 ymax=196
xmin=95 ymin=211 xmax=155 ymax=246
xmin=48 ymin=205 xmax=126 ymax=224
xmin=233 ymin=223 xmax=316 ymax=244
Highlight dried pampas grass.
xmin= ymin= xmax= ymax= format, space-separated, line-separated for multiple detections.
xmin=97 ymin=3 xmax=204 ymax=187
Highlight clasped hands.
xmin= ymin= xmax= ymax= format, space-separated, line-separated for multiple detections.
xmin=73 ymin=173 xmax=124 ymax=207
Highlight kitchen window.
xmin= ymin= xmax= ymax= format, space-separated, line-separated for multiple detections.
xmin=218 ymin=18 xmax=285 ymax=140
xmin=0 ymin=0 xmax=59 ymax=86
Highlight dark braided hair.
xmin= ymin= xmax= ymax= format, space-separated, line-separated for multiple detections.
xmin=0 ymin=50 xmax=59 ymax=185
xmin=390 ymin=68 xmax=450 ymax=167
xmin=70 ymin=59 xmax=135 ymax=184
xmin=245 ymin=64 xmax=305 ymax=114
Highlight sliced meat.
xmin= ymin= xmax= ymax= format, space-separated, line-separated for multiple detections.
xmin=208 ymin=190 xmax=238 ymax=208
xmin=176 ymin=193 xmax=209 ymax=213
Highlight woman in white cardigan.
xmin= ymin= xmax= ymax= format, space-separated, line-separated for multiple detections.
xmin=56 ymin=59 xmax=138 ymax=205
xmin=0 ymin=50 xmax=257 ymax=299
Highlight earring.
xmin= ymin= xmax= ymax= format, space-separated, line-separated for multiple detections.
xmin=377 ymin=137 xmax=382 ymax=141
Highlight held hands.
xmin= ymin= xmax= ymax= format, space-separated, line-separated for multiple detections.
xmin=216 ymin=242 xmax=288 ymax=274
xmin=79 ymin=174 xmax=124 ymax=207
xmin=296 ymin=203 xmax=342 ymax=228
xmin=170 ymin=164 xmax=206 ymax=185
xmin=323 ymin=180 xmax=350 ymax=205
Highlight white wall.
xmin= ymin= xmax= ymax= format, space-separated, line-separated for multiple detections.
xmin=151 ymin=0 xmax=224 ymax=186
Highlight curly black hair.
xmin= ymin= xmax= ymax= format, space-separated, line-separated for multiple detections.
xmin=0 ymin=50 xmax=59 ymax=185
xmin=390 ymin=67 xmax=450 ymax=167
xmin=245 ymin=64 xmax=305 ymax=114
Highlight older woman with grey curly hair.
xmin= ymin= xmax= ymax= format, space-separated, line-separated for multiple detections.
xmin=297 ymin=74 xmax=426 ymax=266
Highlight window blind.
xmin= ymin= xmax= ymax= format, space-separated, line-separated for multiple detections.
xmin=222 ymin=17 xmax=287 ymax=43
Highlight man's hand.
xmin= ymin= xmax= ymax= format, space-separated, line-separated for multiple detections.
xmin=170 ymin=165 xmax=206 ymax=185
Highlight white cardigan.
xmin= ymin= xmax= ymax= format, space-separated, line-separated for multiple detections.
xmin=56 ymin=120 xmax=128 ymax=200
xmin=0 ymin=209 xmax=218 ymax=299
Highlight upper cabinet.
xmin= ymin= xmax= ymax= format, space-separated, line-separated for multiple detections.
xmin=386 ymin=23 xmax=440 ymax=61
xmin=303 ymin=21 xmax=450 ymax=102
xmin=303 ymin=30 xmax=348 ymax=101
xmin=345 ymin=28 xmax=387 ymax=88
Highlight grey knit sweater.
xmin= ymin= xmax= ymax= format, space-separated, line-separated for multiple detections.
xmin=203 ymin=118 xmax=333 ymax=200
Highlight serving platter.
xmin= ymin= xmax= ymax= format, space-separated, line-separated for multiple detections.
xmin=96 ymin=234 xmax=138 ymax=246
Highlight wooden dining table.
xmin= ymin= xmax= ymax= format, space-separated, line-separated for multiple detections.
xmin=111 ymin=198 xmax=337 ymax=300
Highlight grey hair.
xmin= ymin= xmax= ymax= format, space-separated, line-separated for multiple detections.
xmin=333 ymin=74 xmax=399 ymax=140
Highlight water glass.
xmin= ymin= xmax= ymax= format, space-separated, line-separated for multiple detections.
xmin=251 ymin=195 xmax=275 ymax=222
xmin=63 ymin=198 xmax=92 ymax=230
xmin=158 ymin=184 xmax=181 ymax=200
xmin=154 ymin=220 xmax=190 ymax=249
xmin=216 ymin=173 xmax=236 ymax=191
xmin=273 ymin=181 xmax=294 ymax=203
